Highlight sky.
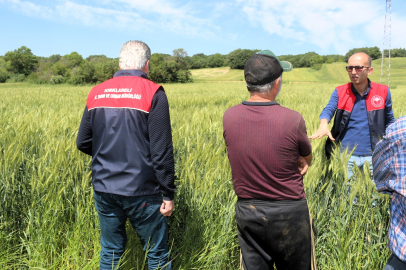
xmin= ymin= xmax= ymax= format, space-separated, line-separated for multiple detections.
xmin=0 ymin=0 xmax=405 ymax=58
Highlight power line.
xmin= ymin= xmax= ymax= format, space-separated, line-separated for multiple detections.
xmin=380 ymin=0 xmax=391 ymax=87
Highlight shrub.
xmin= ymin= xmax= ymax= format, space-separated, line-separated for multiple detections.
xmin=208 ymin=53 xmax=226 ymax=68
xmin=7 ymin=73 xmax=26 ymax=82
xmin=68 ymin=75 xmax=85 ymax=85
xmin=26 ymin=72 xmax=48 ymax=84
xmin=3 ymin=46 xmax=38 ymax=76
xmin=63 ymin=52 xmax=83 ymax=68
xmin=344 ymin=46 xmax=381 ymax=62
xmin=0 ymin=68 xmax=9 ymax=83
xmin=312 ymin=64 xmax=322 ymax=70
xmin=16 ymin=74 xmax=26 ymax=82
xmin=177 ymin=70 xmax=193 ymax=83
xmin=50 ymin=75 xmax=64 ymax=84
xmin=68 ymin=61 xmax=95 ymax=85
xmin=51 ymin=62 xmax=68 ymax=76
xmin=227 ymin=49 xmax=258 ymax=69
xmin=93 ymin=60 xmax=119 ymax=83
xmin=149 ymin=55 xmax=192 ymax=84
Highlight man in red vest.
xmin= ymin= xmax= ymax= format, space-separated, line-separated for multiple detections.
xmin=310 ymin=52 xmax=395 ymax=179
xmin=77 ymin=40 xmax=175 ymax=270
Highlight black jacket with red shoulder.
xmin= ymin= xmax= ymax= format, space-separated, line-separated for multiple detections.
xmin=76 ymin=70 xmax=175 ymax=200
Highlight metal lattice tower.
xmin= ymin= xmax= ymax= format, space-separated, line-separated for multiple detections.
xmin=380 ymin=0 xmax=391 ymax=87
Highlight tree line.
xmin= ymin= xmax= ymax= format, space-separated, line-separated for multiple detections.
xmin=1 ymin=46 xmax=405 ymax=84
xmin=0 ymin=47 xmax=194 ymax=85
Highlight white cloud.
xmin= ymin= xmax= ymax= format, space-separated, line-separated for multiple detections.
xmin=2 ymin=0 xmax=217 ymax=39
xmin=7 ymin=0 xmax=54 ymax=19
xmin=2 ymin=0 xmax=404 ymax=55
xmin=367 ymin=13 xmax=406 ymax=51
xmin=391 ymin=15 xmax=406 ymax=50
xmin=92 ymin=0 xmax=218 ymax=37
xmin=237 ymin=0 xmax=404 ymax=54
xmin=102 ymin=0 xmax=186 ymax=17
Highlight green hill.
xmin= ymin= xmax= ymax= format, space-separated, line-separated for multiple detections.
xmin=191 ymin=57 xmax=406 ymax=87
xmin=191 ymin=67 xmax=244 ymax=82
xmin=369 ymin=58 xmax=406 ymax=87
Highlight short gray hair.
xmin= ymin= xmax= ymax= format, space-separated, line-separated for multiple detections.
xmin=246 ymin=76 xmax=280 ymax=93
xmin=119 ymin=40 xmax=151 ymax=70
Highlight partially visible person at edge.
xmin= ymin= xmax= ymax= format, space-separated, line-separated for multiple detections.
xmin=76 ymin=40 xmax=175 ymax=270
xmin=223 ymin=50 xmax=316 ymax=270
xmin=373 ymin=116 xmax=406 ymax=270
xmin=310 ymin=52 xmax=395 ymax=178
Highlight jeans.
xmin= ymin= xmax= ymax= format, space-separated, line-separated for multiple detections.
xmin=347 ymin=155 xmax=376 ymax=205
xmin=384 ymin=254 xmax=406 ymax=270
xmin=347 ymin=155 xmax=373 ymax=179
xmin=94 ymin=191 xmax=171 ymax=270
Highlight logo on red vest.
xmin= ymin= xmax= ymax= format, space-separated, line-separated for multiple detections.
xmin=371 ymin=95 xmax=384 ymax=108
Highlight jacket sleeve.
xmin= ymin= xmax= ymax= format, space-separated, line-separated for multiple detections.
xmin=76 ymin=106 xmax=93 ymax=156
xmin=148 ymin=88 xmax=176 ymax=200
xmin=385 ymin=89 xmax=396 ymax=128
xmin=319 ymin=89 xmax=338 ymax=122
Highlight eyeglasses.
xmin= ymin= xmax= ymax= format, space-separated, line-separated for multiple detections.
xmin=346 ymin=66 xmax=370 ymax=72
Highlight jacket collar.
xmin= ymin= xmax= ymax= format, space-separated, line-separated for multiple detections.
xmin=351 ymin=78 xmax=371 ymax=97
xmin=114 ymin=70 xmax=148 ymax=79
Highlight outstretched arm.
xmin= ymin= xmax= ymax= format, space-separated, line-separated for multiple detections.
xmin=309 ymin=119 xmax=335 ymax=141
xmin=310 ymin=89 xmax=338 ymax=140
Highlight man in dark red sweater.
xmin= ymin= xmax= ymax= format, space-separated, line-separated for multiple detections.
xmin=223 ymin=50 xmax=315 ymax=270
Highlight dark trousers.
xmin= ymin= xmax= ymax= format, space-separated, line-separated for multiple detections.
xmin=384 ymin=254 xmax=406 ymax=270
xmin=236 ymin=198 xmax=312 ymax=270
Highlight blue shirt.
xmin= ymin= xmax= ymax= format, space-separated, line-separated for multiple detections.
xmin=373 ymin=116 xmax=406 ymax=262
xmin=320 ymin=81 xmax=395 ymax=156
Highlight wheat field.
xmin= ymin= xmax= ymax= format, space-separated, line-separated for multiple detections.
xmin=0 ymin=80 xmax=405 ymax=269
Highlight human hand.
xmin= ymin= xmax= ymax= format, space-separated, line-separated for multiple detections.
xmin=298 ymin=156 xmax=309 ymax=176
xmin=309 ymin=120 xmax=335 ymax=141
xmin=309 ymin=127 xmax=334 ymax=140
xmin=160 ymin=199 xmax=174 ymax=217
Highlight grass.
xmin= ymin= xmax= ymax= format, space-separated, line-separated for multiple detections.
xmin=192 ymin=57 xmax=406 ymax=87
xmin=192 ymin=67 xmax=245 ymax=82
xmin=369 ymin=58 xmax=406 ymax=87
xmin=0 ymin=75 xmax=405 ymax=268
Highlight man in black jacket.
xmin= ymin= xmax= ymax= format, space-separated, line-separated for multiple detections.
xmin=77 ymin=40 xmax=175 ymax=270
